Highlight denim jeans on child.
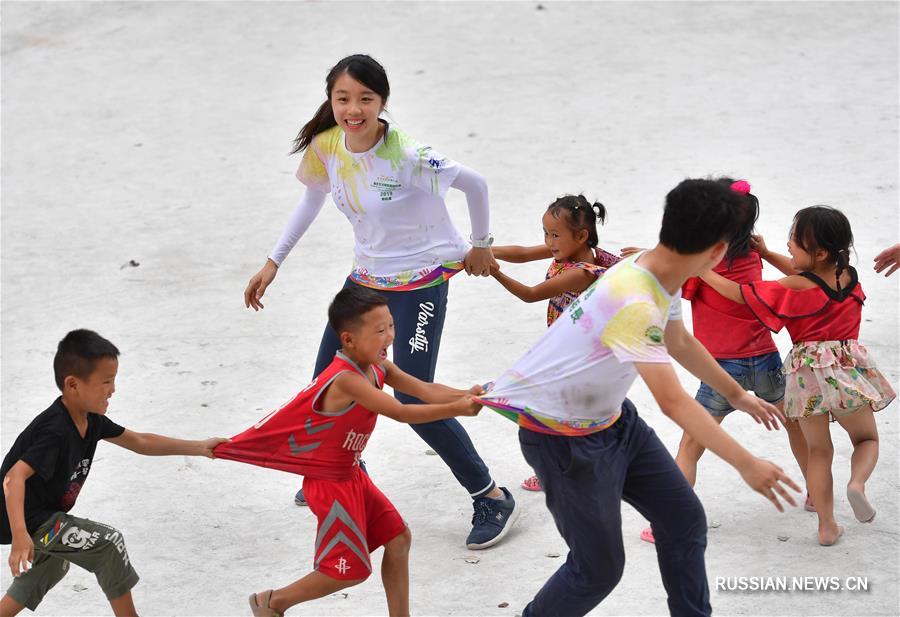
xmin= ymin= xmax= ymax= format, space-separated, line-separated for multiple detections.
xmin=695 ymin=350 xmax=785 ymax=417
xmin=519 ymin=399 xmax=710 ymax=617
xmin=313 ymin=278 xmax=495 ymax=498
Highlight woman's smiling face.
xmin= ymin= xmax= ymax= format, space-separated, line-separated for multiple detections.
xmin=331 ymin=71 xmax=384 ymax=150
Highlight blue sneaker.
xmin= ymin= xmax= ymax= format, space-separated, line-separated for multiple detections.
xmin=466 ymin=486 xmax=519 ymax=549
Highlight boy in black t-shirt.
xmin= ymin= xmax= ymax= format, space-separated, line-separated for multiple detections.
xmin=0 ymin=330 xmax=227 ymax=616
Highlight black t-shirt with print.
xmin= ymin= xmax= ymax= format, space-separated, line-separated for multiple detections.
xmin=0 ymin=397 xmax=125 ymax=543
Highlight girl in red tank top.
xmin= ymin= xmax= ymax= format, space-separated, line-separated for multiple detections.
xmin=702 ymin=206 xmax=895 ymax=547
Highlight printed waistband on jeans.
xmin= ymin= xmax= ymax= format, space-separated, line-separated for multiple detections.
xmin=349 ymin=261 xmax=464 ymax=291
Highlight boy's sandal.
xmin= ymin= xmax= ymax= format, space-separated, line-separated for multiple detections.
xmin=521 ymin=475 xmax=543 ymax=491
xmin=249 ymin=590 xmax=283 ymax=617
xmin=640 ymin=527 xmax=655 ymax=544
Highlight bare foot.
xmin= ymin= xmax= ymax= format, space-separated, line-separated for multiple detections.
xmin=847 ymin=485 xmax=876 ymax=523
xmin=804 ymin=493 xmax=816 ymax=513
xmin=818 ymin=523 xmax=844 ymax=546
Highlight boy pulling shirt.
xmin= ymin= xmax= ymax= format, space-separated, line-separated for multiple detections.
xmin=1 ymin=329 xmax=224 ymax=616
xmin=0 ymin=398 xmax=125 ymax=544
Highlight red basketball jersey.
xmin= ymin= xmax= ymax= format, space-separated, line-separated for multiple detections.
xmin=214 ymin=352 xmax=386 ymax=481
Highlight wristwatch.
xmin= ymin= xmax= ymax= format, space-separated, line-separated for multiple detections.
xmin=470 ymin=233 xmax=494 ymax=248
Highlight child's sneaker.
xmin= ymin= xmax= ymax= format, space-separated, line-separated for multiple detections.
xmin=521 ymin=474 xmax=543 ymax=491
xmin=294 ymin=488 xmax=307 ymax=506
xmin=466 ymin=487 xmax=519 ymax=549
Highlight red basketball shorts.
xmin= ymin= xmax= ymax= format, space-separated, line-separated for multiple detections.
xmin=303 ymin=469 xmax=406 ymax=580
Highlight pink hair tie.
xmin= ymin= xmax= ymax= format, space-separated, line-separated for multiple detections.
xmin=731 ymin=179 xmax=751 ymax=194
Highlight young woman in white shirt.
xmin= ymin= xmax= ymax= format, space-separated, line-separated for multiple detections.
xmin=243 ymin=54 xmax=517 ymax=551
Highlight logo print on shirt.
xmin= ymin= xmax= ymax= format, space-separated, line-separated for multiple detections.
xmin=409 ymin=302 xmax=435 ymax=354
xmin=69 ymin=459 xmax=90 ymax=481
xmin=570 ymin=307 xmax=585 ymax=324
xmin=645 ymin=326 xmax=664 ymax=344
xmin=342 ymin=429 xmax=372 ymax=466
xmin=372 ymin=176 xmax=401 ymax=201
xmin=336 ymin=557 xmax=351 ymax=574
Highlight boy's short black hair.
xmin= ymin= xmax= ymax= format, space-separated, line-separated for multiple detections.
xmin=328 ymin=287 xmax=389 ymax=333
xmin=659 ymin=179 xmax=750 ymax=254
xmin=53 ymin=329 xmax=120 ymax=390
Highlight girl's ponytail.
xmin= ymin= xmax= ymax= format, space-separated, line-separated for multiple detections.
xmin=591 ymin=201 xmax=607 ymax=226
xmin=835 ymin=247 xmax=851 ymax=294
xmin=290 ymin=99 xmax=336 ymax=155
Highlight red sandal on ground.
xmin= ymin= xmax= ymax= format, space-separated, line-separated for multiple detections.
xmin=640 ymin=527 xmax=655 ymax=544
xmin=521 ymin=474 xmax=543 ymax=491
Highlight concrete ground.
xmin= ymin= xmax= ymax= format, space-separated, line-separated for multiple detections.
xmin=1 ymin=2 xmax=897 ymax=615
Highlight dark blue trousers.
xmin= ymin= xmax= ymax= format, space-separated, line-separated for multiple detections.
xmin=314 ymin=278 xmax=495 ymax=498
xmin=519 ymin=399 xmax=710 ymax=617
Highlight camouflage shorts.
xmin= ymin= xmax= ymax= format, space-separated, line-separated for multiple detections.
xmin=6 ymin=512 xmax=139 ymax=610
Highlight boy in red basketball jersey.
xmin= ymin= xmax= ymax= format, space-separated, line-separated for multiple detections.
xmin=215 ymin=287 xmax=483 ymax=617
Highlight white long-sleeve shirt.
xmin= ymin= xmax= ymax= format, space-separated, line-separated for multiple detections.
xmin=270 ymin=124 xmax=489 ymax=289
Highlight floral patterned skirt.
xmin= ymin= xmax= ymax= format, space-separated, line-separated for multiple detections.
xmin=784 ymin=340 xmax=896 ymax=420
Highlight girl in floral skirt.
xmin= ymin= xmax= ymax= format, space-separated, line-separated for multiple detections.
xmin=701 ymin=205 xmax=895 ymax=546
